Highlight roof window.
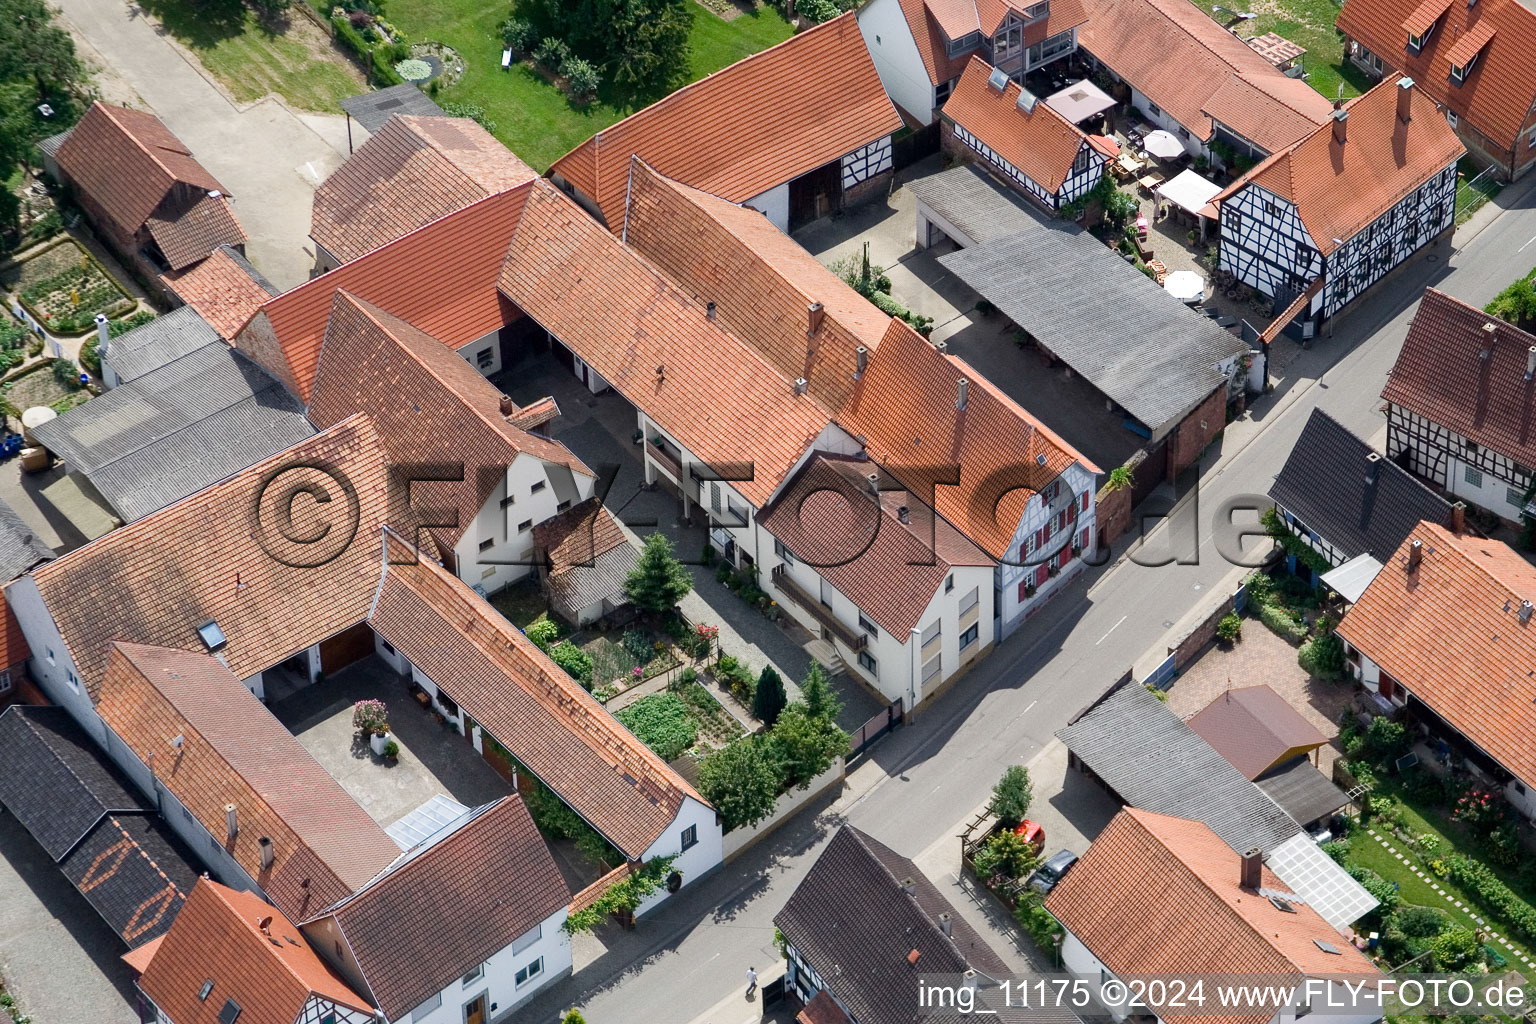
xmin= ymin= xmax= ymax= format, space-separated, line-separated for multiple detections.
xmin=198 ymin=980 xmax=214 ymax=1001
xmin=218 ymin=999 xmax=242 ymax=1024
xmin=197 ymin=620 xmax=227 ymax=651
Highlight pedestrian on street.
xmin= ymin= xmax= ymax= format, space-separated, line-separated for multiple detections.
xmin=746 ymin=967 xmax=758 ymax=998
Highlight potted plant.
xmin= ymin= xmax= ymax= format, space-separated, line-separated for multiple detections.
xmin=352 ymin=699 xmax=391 ymax=755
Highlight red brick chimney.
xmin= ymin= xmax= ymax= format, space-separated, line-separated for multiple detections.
xmin=1450 ymin=502 xmax=1466 ymax=534
xmin=1240 ymin=847 xmax=1262 ymax=889
xmin=1396 ymin=76 xmax=1414 ymax=124
xmin=1331 ymin=108 xmax=1348 ymax=144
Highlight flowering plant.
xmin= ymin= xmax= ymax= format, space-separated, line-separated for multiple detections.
xmin=1452 ymin=787 xmax=1509 ymax=832
xmin=352 ymin=699 xmax=389 ymax=735
xmin=632 ymin=666 xmax=644 ymax=680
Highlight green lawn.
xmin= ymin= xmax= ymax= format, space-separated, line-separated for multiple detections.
xmin=1454 ymin=154 xmax=1504 ymax=224
xmin=1187 ymin=0 xmax=1373 ymax=102
xmin=383 ymin=0 xmax=795 ymax=169
xmin=140 ymin=0 xmax=366 ymax=111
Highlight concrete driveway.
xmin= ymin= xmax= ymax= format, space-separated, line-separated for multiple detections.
xmin=50 ymin=0 xmax=349 ymax=290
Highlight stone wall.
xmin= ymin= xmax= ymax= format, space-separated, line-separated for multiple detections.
xmin=1165 ymin=385 xmax=1226 ymax=481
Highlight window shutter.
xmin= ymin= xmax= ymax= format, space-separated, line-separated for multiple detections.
xmin=1080 ymin=491 xmax=1089 ymax=512
xmin=1018 ymin=579 xmax=1030 ymax=600
xmin=1059 ymin=546 xmax=1072 ymax=569
xmin=1078 ymin=528 xmax=1089 ymax=549
xmin=1035 ymin=527 xmax=1045 ymax=548
xmin=1035 ymin=565 xmax=1049 ymax=586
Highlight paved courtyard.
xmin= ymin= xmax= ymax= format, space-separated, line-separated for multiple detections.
xmin=1163 ymin=621 xmax=1355 ymax=775
xmin=271 ymin=656 xmax=513 ymax=828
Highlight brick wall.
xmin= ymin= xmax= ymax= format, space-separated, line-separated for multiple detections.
xmin=1165 ymin=386 xmax=1226 ymax=481
xmin=1095 ymin=478 xmax=1132 ymax=548
xmin=843 ymin=169 xmax=892 ymax=209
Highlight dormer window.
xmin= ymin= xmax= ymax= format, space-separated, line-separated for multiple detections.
xmin=1024 ymin=0 xmax=1049 ymax=19
xmin=1407 ymin=23 xmax=1434 ymax=52
xmin=945 ymin=30 xmax=981 ymax=56
xmin=197 ymin=620 xmax=227 ymax=652
xmin=1449 ymin=52 xmax=1479 ymax=82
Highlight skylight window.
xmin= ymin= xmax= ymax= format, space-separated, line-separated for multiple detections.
xmin=1313 ymin=939 xmax=1342 ymax=955
xmin=197 ymin=620 xmax=227 ymax=651
xmin=198 ymin=980 xmax=214 ymax=1001
xmin=218 ymin=999 xmax=242 ymax=1024
xmin=1269 ymin=896 xmax=1297 ymax=913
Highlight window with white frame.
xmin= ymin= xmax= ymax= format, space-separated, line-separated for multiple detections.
xmin=858 ymin=612 xmax=879 ymax=637
xmin=857 ymin=650 xmax=877 ymax=676
xmin=462 ymin=964 xmax=485 ymax=987
xmin=959 ymin=623 xmax=980 ymax=651
xmin=1447 ymin=109 xmax=1458 ymax=128
xmin=774 ymin=538 xmax=795 ymax=565
xmin=511 ymin=923 xmax=543 ymax=955
xmin=515 ymin=958 xmax=544 ymax=987
xmin=476 ymin=347 xmax=493 ymax=369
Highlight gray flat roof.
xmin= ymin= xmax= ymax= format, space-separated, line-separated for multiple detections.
xmin=1058 ymin=682 xmax=1303 ymax=854
xmin=917 ymin=165 xmax=1248 ymax=433
xmin=33 ymin=342 xmax=315 ymax=522
xmin=340 ymin=84 xmax=446 ymax=134
xmin=105 ymin=305 xmax=223 ymax=384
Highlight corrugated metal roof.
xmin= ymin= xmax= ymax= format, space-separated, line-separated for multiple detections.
xmin=1255 ymin=759 xmax=1350 ymax=827
xmin=926 ymin=167 xmax=1246 ymax=433
xmin=105 ymin=306 xmax=223 ymax=384
xmin=34 ymin=341 xmax=315 ymax=521
xmin=0 ymin=496 xmax=53 ymax=580
xmin=1057 ymin=682 xmax=1302 ymax=853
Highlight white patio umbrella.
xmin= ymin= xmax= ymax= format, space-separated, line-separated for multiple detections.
xmin=1142 ymin=129 xmax=1185 ymax=161
xmin=1164 ymin=270 xmax=1205 ymax=303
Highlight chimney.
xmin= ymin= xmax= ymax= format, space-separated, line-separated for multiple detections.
xmin=705 ymin=301 xmax=716 ymax=320
xmin=1408 ymin=538 xmax=1423 ymax=570
xmin=1526 ymin=346 xmax=1536 ymax=380
xmin=1331 ymin=108 xmax=1348 ymax=144
xmin=807 ymin=302 xmax=825 ymax=337
xmin=934 ymin=340 xmax=949 ymax=355
xmin=793 ymin=377 xmax=808 ymax=396
xmin=1240 ymin=847 xmax=1263 ymax=890
xmin=258 ymin=836 xmax=274 ymax=871
xmin=225 ymin=803 xmax=238 ymax=841
xmin=938 ymin=912 xmax=953 ymax=937
xmin=855 ymin=345 xmax=868 ymax=378
xmin=498 ymin=394 xmax=516 ymax=416
xmin=900 ymin=875 xmax=916 ymax=894
xmin=868 ymin=472 xmax=881 ymax=496
xmin=1396 ymin=77 xmax=1414 ymax=124
xmin=1517 ymin=599 xmax=1534 ymax=623
xmin=1451 ymin=502 xmax=1466 ymax=534
xmin=1365 ymin=450 xmax=1381 ymax=485
xmin=897 ymin=505 xmax=910 ymax=524
xmin=93 ymin=313 xmax=110 ymax=360
xmin=956 ymin=378 xmax=969 ymax=411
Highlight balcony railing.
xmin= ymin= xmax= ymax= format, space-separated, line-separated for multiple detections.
xmin=645 ymin=441 xmax=682 ymax=482
xmin=771 ymin=565 xmax=868 ymax=651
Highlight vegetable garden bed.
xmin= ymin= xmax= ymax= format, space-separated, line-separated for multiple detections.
xmin=6 ymin=240 xmax=133 ymax=335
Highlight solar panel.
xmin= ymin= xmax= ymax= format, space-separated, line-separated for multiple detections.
xmin=1265 ymin=833 xmax=1380 ymax=930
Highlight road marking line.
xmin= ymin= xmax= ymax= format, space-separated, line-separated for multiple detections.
xmin=1520 ymin=234 xmax=1536 ymax=253
xmin=1096 ymin=615 xmax=1128 ymax=645
xmin=1023 ymin=700 xmax=1037 ymax=715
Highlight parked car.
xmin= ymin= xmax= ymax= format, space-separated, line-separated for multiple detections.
xmin=1013 ymin=820 xmax=1045 ymax=854
xmin=1028 ymin=849 xmax=1079 ymax=894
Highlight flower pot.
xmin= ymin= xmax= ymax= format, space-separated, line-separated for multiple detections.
xmin=369 ymin=731 xmax=391 ymax=756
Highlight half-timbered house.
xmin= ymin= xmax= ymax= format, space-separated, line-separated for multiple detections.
xmin=1382 ymin=288 xmax=1536 ymax=524
xmin=857 ymin=0 xmax=1088 ymax=124
xmin=1336 ymin=0 xmax=1536 ymax=180
xmin=1216 ymin=77 xmax=1463 ymax=326
xmin=939 ymin=57 xmax=1110 ymax=211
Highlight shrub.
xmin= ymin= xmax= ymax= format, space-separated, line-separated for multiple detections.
xmin=79 ymin=336 xmax=100 ymax=374
xmin=689 ymin=622 xmax=718 ymax=660
xmin=1483 ymin=820 xmax=1522 ymax=868
xmin=533 ymin=36 xmax=570 ymax=68
xmin=348 ymin=7 xmax=371 ymax=25
xmin=1258 ymin=601 xmax=1307 ymax=642
xmin=441 ymin=102 xmax=498 ymax=135
xmin=615 ymin=693 xmax=698 ymax=761
xmin=525 ymin=617 xmax=561 ymax=650
xmin=800 ymin=662 xmax=840 ymax=723
xmin=52 ymin=357 xmax=79 ymax=387
xmin=1365 ymin=716 xmax=1409 ymax=763
xmin=973 ymin=828 xmax=1039 ymax=883
xmin=351 ymin=698 xmax=388 ymax=734
xmin=1346 ymin=866 xmax=1400 ymax=912
xmin=382 ymin=738 xmax=400 ymax=758
xmin=1013 ymin=897 xmax=1063 ymax=950
xmin=561 ymin=1012 xmax=587 ymax=1024
xmin=108 ymin=310 xmax=155 ymax=338
xmin=696 ymin=736 xmax=780 ymax=832
xmin=1320 ymin=839 xmax=1350 ymax=864
xmin=561 ymin=56 xmax=601 ymax=97
xmin=674 ymin=665 xmax=698 ymax=690
xmin=1215 ymin=612 xmax=1242 ymax=644
xmin=752 ymin=665 xmax=787 ymax=726
xmin=1452 ymin=785 xmax=1510 ymax=834
xmin=1442 ymin=855 xmax=1536 ymax=941
xmin=1402 ymin=770 xmax=1448 ymax=807
xmin=1298 ymin=630 xmax=1344 ymax=680
xmin=1243 ymin=570 xmax=1276 ymax=607
xmin=988 ymin=765 xmax=1033 ymax=828
xmin=549 ymin=640 xmax=594 ymax=688
xmin=1396 ymin=905 xmax=1449 ymax=938
xmin=1104 ymin=465 xmax=1132 ymax=491
xmin=1431 ymin=926 xmax=1482 ymax=970
xmin=500 ymin=15 xmax=538 ymax=50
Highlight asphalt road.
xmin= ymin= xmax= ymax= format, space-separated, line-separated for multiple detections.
xmin=511 ymin=184 xmax=1536 ymax=1024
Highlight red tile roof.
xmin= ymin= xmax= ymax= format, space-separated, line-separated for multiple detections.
xmin=371 ymin=531 xmax=707 ymax=859
xmin=897 ymin=0 xmax=1092 ymax=91
xmin=839 ymin=319 xmax=1097 ymax=558
xmin=548 ymin=14 xmax=902 ymax=228
xmin=236 ymin=186 xmax=530 ymax=399
xmin=897 ymin=0 xmax=980 ymax=88
xmin=17 ymin=416 xmax=393 ymax=698
xmin=311 ymin=115 xmax=536 ymax=265
xmin=498 ymin=181 xmax=830 ymax=507
xmin=317 ymin=797 xmax=567 ymax=1021
xmin=1382 ymin=288 xmax=1536 ymax=469
xmin=144 ymin=188 xmax=247 ymax=272
xmin=1404 ymin=0 xmax=1454 ymax=36
xmin=162 ymin=247 xmax=274 ymax=340
xmin=1443 ymin=18 xmax=1497 ymax=68
xmin=758 ymin=455 xmax=992 ymax=636
xmin=1220 ymin=78 xmax=1463 ymax=255
xmin=306 ymin=290 xmax=592 ymax=552
xmin=136 ymin=879 xmax=375 ymax=1024
xmin=1337 ymin=522 xmax=1536 ymax=786
xmin=1078 ymin=0 xmax=1332 ymax=152
xmin=1337 ymin=0 xmax=1536 ymax=152
xmin=799 ymin=991 xmax=853 ymax=1024
xmin=96 ymin=642 xmax=400 ymax=921
xmin=531 ymin=497 xmax=630 ymax=574
xmin=941 ymin=56 xmax=1100 ymax=193
xmin=1046 ymin=808 xmax=1377 ymax=1024
xmin=622 ymin=159 xmax=890 ymax=414
xmin=1185 ymin=684 xmax=1330 ymax=780
xmin=55 ymin=103 xmax=229 ymax=246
